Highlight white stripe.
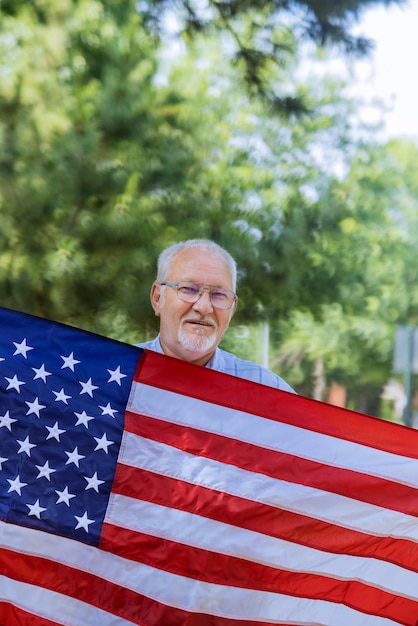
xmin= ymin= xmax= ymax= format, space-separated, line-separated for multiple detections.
xmin=107 ymin=492 xmax=418 ymax=600
xmin=0 ymin=574 xmax=136 ymax=626
xmin=0 ymin=523 xmax=403 ymax=626
xmin=129 ymin=382 xmax=418 ymax=488
xmin=120 ymin=431 xmax=418 ymax=543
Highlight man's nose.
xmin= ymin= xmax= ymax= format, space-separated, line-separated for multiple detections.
xmin=192 ymin=289 xmax=214 ymax=313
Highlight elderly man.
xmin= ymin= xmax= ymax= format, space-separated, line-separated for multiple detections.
xmin=138 ymin=238 xmax=293 ymax=392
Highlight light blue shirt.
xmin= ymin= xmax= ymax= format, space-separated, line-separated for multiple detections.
xmin=137 ymin=336 xmax=294 ymax=393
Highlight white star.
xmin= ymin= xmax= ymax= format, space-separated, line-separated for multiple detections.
xmin=7 ymin=475 xmax=27 ymax=495
xmin=25 ymin=397 xmax=46 ymax=418
xmin=0 ymin=410 xmax=17 ymax=431
xmin=5 ymin=375 xmax=26 ymax=392
xmin=60 ymin=352 xmax=80 ymax=371
xmin=0 ymin=456 xmax=7 ymax=468
xmin=46 ymin=421 xmax=65 ymax=441
xmin=17 ymin=436 xmax=36 ymax=456
xmin=65 ymin=447 xmax=85 ymax=467
xmin=84 ymin=472 xmax=105 ymax=492
xmin=32 ymin=364 xmax=52 ymax=382
xmin=13 ymin=338 xmax=34 ymax=358
xmin=99 ymin=402 xmax=117 ymax=418
xmin=53 ymin=388 xmax=71 ymax=404
xmin=74 ymin=410 xmax=95 ymax=428
xmin=75 ymin=511 xmax=94 ymax=532
xmin=27 ymin=499 xmax=46 ymax=519
xmin=79 ymin=378 xmax=98 ymax=397
xmin=35 ymin=460 xmax=56 ymax=481
xmin=55 ymin=486 xmax=76 ymax=506
xmin=107 ymin=366 xmax=127 ymax=385
xmin=94 ymin=433 xmax=114 ymax=453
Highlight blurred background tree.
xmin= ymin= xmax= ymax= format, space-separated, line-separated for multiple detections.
xmin=0 ymin=0 xmax=416 ymax=418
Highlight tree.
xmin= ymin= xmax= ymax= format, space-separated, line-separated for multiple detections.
xmin=1 ymin=1 xmax=369 ymax=338
xmin=1 ymin=0 xmax=415 ymax=415
xmin=137 ymin=0 xmax=404 ymax=112
xmin=272 ymin=138 xmax=418 ymax=412
xmin=0 ymin=0 xmax=209 ymax=340
xmin=1 ymin=0 xmax=396 ymax=114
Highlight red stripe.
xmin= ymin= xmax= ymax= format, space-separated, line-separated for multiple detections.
xmin=125 ymin=411 xmax=418 ymax=517
xmin=137 ymin=350 xmax=418 ymax=458
xmin=0 ymin=546 xmax=143 ymax=624
xmin=0 ymin=603 xmax=61 ymax=626
xmin=101 ymin=522 xmax=418 ymax=625
xmin=113 ymin=462 xmax=418 ymax=574
xmin=0 ymin=544 xmax=289 ymax=626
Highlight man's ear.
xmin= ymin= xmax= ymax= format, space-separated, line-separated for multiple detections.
xmin=150 ymin=282 xmax=162 ymax=316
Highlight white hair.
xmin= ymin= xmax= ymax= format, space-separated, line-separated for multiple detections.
xmin=156 ymin=239 xmax=237 ymax=292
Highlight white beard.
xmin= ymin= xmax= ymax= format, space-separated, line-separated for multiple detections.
xmin=178 ymin=322 xmax=218 ymax=353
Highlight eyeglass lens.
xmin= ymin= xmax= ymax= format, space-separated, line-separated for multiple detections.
xmin=177 ymin=282 xmax=234 ymax=309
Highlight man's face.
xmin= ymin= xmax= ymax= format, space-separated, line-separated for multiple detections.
xmin=150 ymin=248 xmax=238 ymax=366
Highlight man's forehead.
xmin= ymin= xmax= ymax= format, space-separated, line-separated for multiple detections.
xmin=173 ymin=248 xmax=225 ymax=268
xmin=170 ymin=249 xmax=233 ymax=285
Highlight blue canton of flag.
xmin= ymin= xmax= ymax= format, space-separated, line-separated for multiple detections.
xmin=0 ymin=307 xmax=141 ymax=546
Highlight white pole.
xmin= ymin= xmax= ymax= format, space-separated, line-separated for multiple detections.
xmin=262 ymin=321 xmax=269 ymax=369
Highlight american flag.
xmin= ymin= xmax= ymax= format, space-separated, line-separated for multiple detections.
xmin=1 ymin=306 xmax=418 ymax=625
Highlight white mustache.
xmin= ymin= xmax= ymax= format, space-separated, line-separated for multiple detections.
xmin=181 ymin=316 xmax=217 ymax=330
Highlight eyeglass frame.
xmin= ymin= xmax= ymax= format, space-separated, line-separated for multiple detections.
xmin=159 ymin=281 xmax=237 ymax=310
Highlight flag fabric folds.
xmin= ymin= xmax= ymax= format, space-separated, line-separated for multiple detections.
xmin=1 ymin=306 xmax=418 ymax=626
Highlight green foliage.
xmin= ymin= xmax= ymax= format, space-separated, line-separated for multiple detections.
xmin=138 ymin=0 xmax=404 ymax=110
xmin=271 ymin=138 xmax=418 ymax=409
xmin=0 ymin=0 xmax=206 ymax=339
xmin=0 ymin=0 xmax=416 ymax=416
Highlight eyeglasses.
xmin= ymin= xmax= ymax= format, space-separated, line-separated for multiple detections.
xmin=160 ymin=281 xmax=237 ymax=310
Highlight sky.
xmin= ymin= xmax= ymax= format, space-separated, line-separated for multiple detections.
xmin=352 ymin=0 xmax=418 ymax=140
